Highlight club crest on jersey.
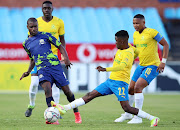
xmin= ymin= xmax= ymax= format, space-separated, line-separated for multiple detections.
xmin=39 ymin=39 xmax=46 ymax=45
xmin=39 ymin=74 xmax=44 ymax=79
xmin=51 ymin=24 xmax=56 ymax=29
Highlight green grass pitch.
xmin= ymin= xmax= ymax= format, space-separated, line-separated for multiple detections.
xmin=0 ymin=92 xmax=180 ymax=130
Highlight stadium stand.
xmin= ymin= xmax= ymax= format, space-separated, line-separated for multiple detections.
xmin=0 ymin=7 xmax=170 ymax=49
xmin=164 ymin=7 xmax=176 ymax=19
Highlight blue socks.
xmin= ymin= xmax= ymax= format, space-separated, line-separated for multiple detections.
xmin=46 ymin=97 xmax=54 ymax=107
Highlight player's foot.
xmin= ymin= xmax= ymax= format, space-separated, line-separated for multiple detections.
xmin=45 ymin=120 xmax=59 ymax=125
xmin=114 ymin=113 xmax=133 ymax=122
xmin=25 ymin=105 xmax=35 ymax=117
xmin=127 ymin=116 xmax=142 ymax=124
xmin=51 ymin=101 xmax=66 ymax=115
xmin=150 ymin=117 xmax=160 ymax=127
xmin=74 ymin=112 xmax=82 ymax=123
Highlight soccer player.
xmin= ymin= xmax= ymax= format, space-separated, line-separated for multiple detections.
xmin=51 ymin=30 xmax=160 ymax=127
xmin=25 ymin=1 xmax=81 ymax=124
xmin=20 ymin=18 xmax=81 ymax=124
xmin=114 ymin=14 xmax=169 ymax=124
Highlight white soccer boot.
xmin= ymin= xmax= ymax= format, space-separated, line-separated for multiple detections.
xmin=114 ymin=113 xmax=133 ymax=122
xmin=127 ymin=116 xmax=142 ymax=124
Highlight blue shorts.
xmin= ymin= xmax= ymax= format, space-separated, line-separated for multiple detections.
xmin=95 ymin=79 xmax=129 ymax=101
xmin=38 ymin=64 xmax=69 ymax=88
xmin=31 ymin=55 xmax=58 ymax=74
xmin=132 ymin=65 xmax=159 ymax=84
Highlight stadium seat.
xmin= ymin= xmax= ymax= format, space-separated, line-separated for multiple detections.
xmin=145 ymin=7 xmax=170 ymax=49
xmin=164 ymin=7 xmax=176 ymax=19
xmin=22 ymin=7 xmax=35 ymax=24
xmin=107 ymin=8 xmax=124 ymax=36
xmin=176 ymin=7 xmax=180 ymax=19
xmin=71 ymin=7 xmax=90 ymax=43
xmin=58 ymin=7 xmax=77 ymax=43
xmin=34 ymin=7 xmax=42 ymax=18
xmin=83 ymin=7 xmax=103 ymax=43
xmin=0 ymin=16 xmax=14 ymax=42
xmin=119 ymin=7 xmax=134 ymax=43
xmin=133 ymin=8 xmax=144 ymax=16
xmin=95 ymin=7 xmax=114 ymax=43
xmin=9 ymin=8 xmax=27 ymax=42
xmin=0 ymin=7 xmax=9 ymax=17
xmin=0 ymin=7 xmax=170 ymax=47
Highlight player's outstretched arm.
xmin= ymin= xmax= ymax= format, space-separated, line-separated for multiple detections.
xmin=20 ymin=59 xmax=35 ymax=80
xmin=58 ymin=45 xmax=72 ymax=69
xmin=157 ymin=38 xmax=169 ymax=73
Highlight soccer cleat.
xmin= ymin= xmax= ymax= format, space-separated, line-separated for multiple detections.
xmin=74 ymin=112 xmax=82 ymax=124
xmin=114 ymin=113 xmax=133 ymax=122
xmin=51 ymin=101 xmax=66 ymax=115
xmin=46 ymin=120 xmax=59 ymax=125
xmin=25 ymin=105 xmax=35 ymax=117
xmin=150 ymin=117 xmax=160 ymax=127
xmin=127 ymin=116 xmax=142 ymax=124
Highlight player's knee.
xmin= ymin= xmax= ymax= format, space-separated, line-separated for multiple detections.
xmin=128 ymin=87 xmax=134 ymax=95
xmin=134 ymin=83 xmax=144 ymax=93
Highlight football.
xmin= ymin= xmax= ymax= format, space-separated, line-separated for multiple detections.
xmin=44 ymin=107 xmax=60 ymax=123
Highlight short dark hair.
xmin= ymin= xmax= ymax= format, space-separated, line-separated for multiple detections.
xmin=134 ymin=14 xmax=145 ymax=20
xmin=115 ymin=30 xmax=129 ymax=38
xmin=42 ymin=1 xmax=52 ymax=5
xmin=27 ymin=17 xmax=37 ymax=24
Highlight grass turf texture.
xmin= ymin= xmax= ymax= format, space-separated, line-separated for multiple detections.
xmin=0 ymin=93 xmax=180 ymax=130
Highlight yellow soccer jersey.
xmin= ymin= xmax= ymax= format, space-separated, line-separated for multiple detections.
xmin=37 ymin=16 xmax=65 ymax=55
xmin=109 ymin=47 xmax=134 ymax=84
xmin=133 ymin=28 xmax=163 ymax=66
xmin=128 ymin=43 xmax=139 ymax=60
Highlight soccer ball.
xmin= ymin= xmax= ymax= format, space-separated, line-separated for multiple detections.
xmin=44 ymin=107 xmax=60 ymax=123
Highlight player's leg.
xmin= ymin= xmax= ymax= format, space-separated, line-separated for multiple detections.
xmin=40 ymin=81 xmax=54 ymax=107
xmin=129 ymin=65 xmax=159 ymax=124
xmin=52 ymin=83 xmax=60 ymax=103
xmin=120 ymin=101 xmax=160 ymax=127
xmin=115 ymin=65 xmax=143 ymax=122
xmin=40 ymin=81 xmax=59 ymax=125
xmin=51 ymin=79 xmax=111 ymax=116
xmin=25 ymin=66 xmax=39 ymax=117
xmin=49 ymin=65 xmax=82 ymax=123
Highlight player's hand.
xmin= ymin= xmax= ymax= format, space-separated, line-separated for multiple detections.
xmin=64 ymin=58 xmax=73 ymax=69
xmin=20 ymin=72 xmax=30 ymax=80
xmin=96 ymin=66 xmax=106 ymax=72
xmin=157 ymin=62 xmax=165 ymax=73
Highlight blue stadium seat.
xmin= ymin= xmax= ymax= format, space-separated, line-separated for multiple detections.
xmin=9 ymin=8 xmax=27 ymax=42
xmin=164 ymin=7 xmax=176 ymax=19
xmin=0 ymin=7 xmax=9 ymax=17
xmin=71 ymin=7 xmax=90 ymax=43
xmin=107 ymin=8 xmax=124 ymax=36
xmin=145 ymin=7 xmax=170 ymax=49
xmin=83 ymin=7 xmax=103 ymax=43
xmin=34 ymin=7 xmax=42 ymax=18
xmin=22 ymin=7 xmax=35 ymax=22
xmin=58 ymin=7 xmax=77 ymax=43
xmin=133 ymin=8 xmax=144 ymax=16
xmin=95 ymin=7 xmax=114 ymax=43
xmin=119 ymin=7 xmax=134 ymax=43
xmin=0 ymin=16 xmax=14 ymax=42
xmin=176 ymin=7 xmax=180 ymax=19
